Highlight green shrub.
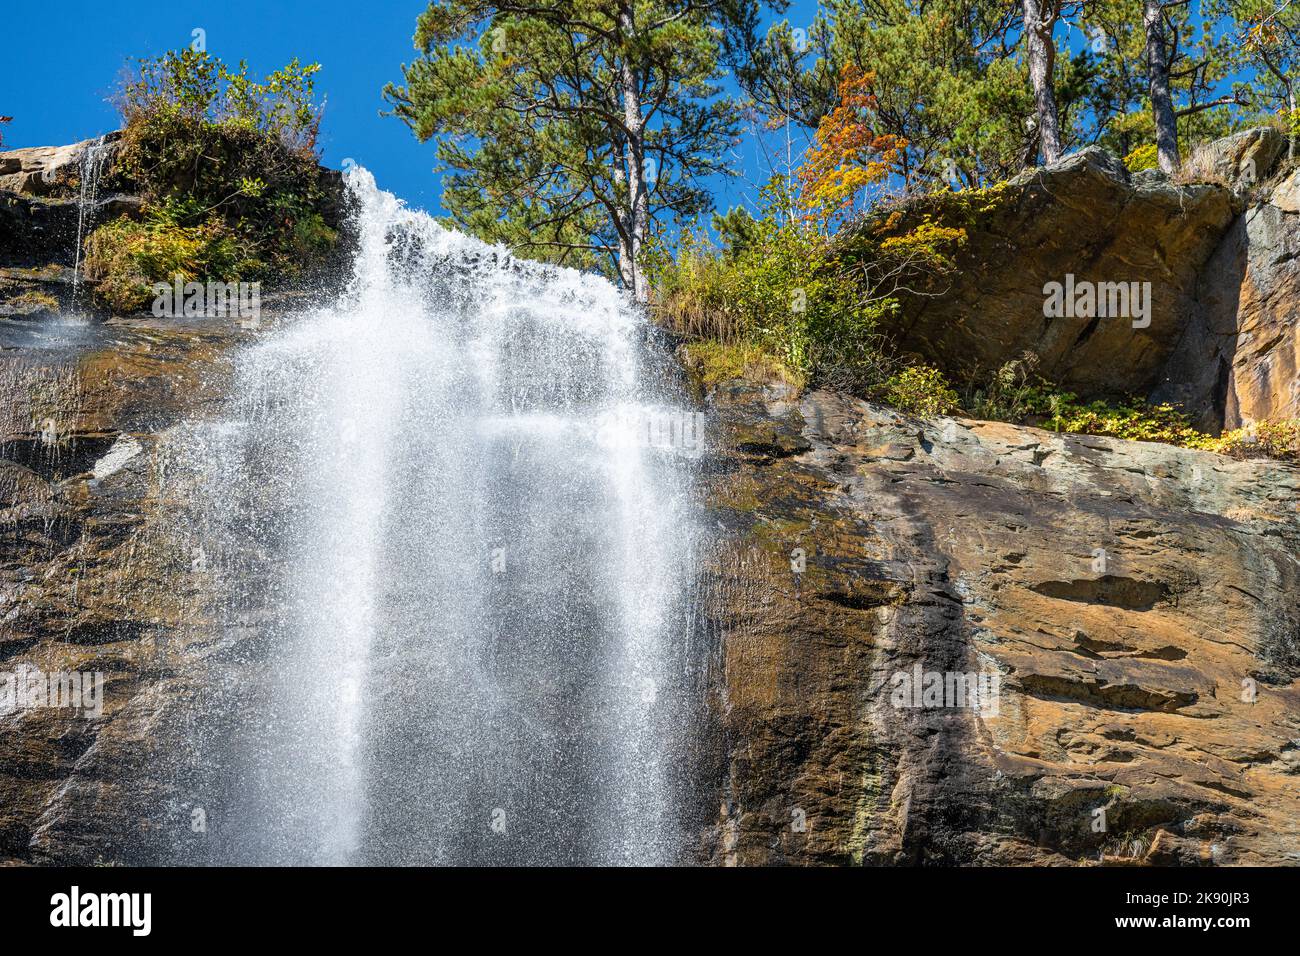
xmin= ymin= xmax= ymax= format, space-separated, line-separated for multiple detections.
xmin=965 ymin=356 xmax=1216 ymax=445
xmin=966 ymin=351 xmax=1046 ymax=421
xmin=1211 ymin=419 xmax=1300 ymax=461
xmin=648 ymin=176 xmax=890 ymax=391
xmin=875 ymin=364 xmax=959 ymax=417
xmin=1123 ymin=144 xmax=1160 ymax=173
xmin=85 ymin=213 xmax=254 ymax=313
xmin=88 ymin=49 xmax=335 ymax=311
xmin=1048 ymin=398 xmax=1217 ymax=446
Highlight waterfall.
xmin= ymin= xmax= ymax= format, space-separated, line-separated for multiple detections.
xmin=70 ymin=135 xmax=110 ymax=306
xmin=177 ymin=168 xmax=706 ymax=866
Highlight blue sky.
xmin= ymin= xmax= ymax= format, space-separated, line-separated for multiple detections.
xmin=1 ymin=0 xmax=821 ymax=219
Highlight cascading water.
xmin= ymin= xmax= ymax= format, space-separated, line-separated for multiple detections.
xmin=69 ymin=136 xmax=111 ymax=306
xmin=175 ymin=168 xmax=708 ymax=865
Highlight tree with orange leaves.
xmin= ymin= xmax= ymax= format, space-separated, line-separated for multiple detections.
xmin=797 ymin=65 xmax=905 ymax=228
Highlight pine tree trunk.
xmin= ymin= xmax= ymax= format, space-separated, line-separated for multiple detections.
xmin=1023 ymin=0 xmax=1062 ymax=165
xmin=617 ymin=228 xmax=636 ymax=293
xmin=1288 ymin=86 xmax=1296 ymax=162
xmin=1144 ymin=0 xmax=1180 ymax=174
xmin=617 ymin=4 xmax=650 ymax=303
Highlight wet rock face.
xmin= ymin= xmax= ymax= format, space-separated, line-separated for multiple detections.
xmin=701 ymin=381 xmax=1300 ymax=866
xmin=0 ymin=200 xmax=79 ymax=271
xmin=0 ymin=316 xmax=244 ymax=864
xmin=0 ymin=136 xmax=133 ymax=274
xmin=8 ymin=327 xmax=1296 ymax=868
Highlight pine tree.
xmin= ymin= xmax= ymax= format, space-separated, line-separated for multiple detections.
xmin=384 ymin=1 xmax=744 ymax=300
xmin=724 ymin=0 xmax=1107 ymax=185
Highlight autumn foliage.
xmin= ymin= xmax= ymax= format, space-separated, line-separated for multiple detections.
xmin=798 ymin=66 xmax=906 ymax=226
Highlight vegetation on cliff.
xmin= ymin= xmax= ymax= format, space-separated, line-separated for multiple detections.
xmin=641 ymin=40 xmax=1300 ymax=461
xmin=969 ymin=353 xmax=1300 ymax=459
xmin=648 ymin=64 xmax=970 ymax=405
xmin=85 ymin=50 xmax=336 ymax=312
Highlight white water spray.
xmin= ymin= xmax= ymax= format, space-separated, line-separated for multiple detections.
xmin=70 ymin=136 xmax=110 ymax=305
xmin=183 ymin=169 xmax=703 ymax=865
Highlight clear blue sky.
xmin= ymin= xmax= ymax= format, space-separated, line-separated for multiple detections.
xmin=1 ymin=0 xmax=822 ymax=219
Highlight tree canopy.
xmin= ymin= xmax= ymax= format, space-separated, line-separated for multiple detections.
xmin=386 ymin=0 xmax=1300 ymax=287
xmin=384 ymin=1 xmax=747 ymax=299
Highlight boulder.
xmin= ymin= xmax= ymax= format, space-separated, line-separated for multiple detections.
xmin=1182 ymin=126 xmax=1286 ymax=193
xmin=0 ymin=134 xmax=120 ymax=197
xmin=869 ymin=128 xmax=1300 ymax=433
xmin=868 ymin=146 xmax=1240 ymax=405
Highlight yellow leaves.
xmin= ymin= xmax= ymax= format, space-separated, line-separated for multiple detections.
xmin=875 ymin=211 xmax=903 ymax=235
xmin=797 ymin=64 xmax=905 ymax=227
xmin=877 ymin=219 xmax=967 ymax=258
xmin=1208 ymin=419 xmax=1300 ymax=460
xmin=1283 ymin=106 xmax=1300 ymax=138
xmin=1123 ymin=143 xmax=1159 ymax=173
xmin=1244 ymin=19 xmax=1281 ymax=51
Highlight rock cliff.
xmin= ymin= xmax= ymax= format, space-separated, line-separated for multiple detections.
xmin=0 ymin=314 xmax=245 ymax=863
xmin=873 ymin=127 xmax=1300 ymax=433
xmin=699 ymin=381 xmax=1300 ymax=865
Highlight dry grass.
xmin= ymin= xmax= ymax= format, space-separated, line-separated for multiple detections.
xmin=1170 ymin=143 xmax=1234 ymax=188
xmin=678 ymin=340 xmax=803 ymax=389
xmin=647 ymin=273 xmax=748 ymax=344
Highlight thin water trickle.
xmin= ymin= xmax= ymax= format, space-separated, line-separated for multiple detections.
xmin=179 ymin=168 xmax=706 ymax=865
xmin=70 ymin=136 xmax=111 ymax=306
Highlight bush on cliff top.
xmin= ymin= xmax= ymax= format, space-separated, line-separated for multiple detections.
xmin=85 ymin=213 xmax=255 ymax=313
xmin=649 ymin=175 xmax=966 ymax=404
xmin=87 ymin=49 xmax=336 ymax=311
xmin=649 ymin=177 xmax=879 ymax=377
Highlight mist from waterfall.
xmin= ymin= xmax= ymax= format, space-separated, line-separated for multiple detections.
xmin=176 ymin=168 xmax=707 ymax=866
